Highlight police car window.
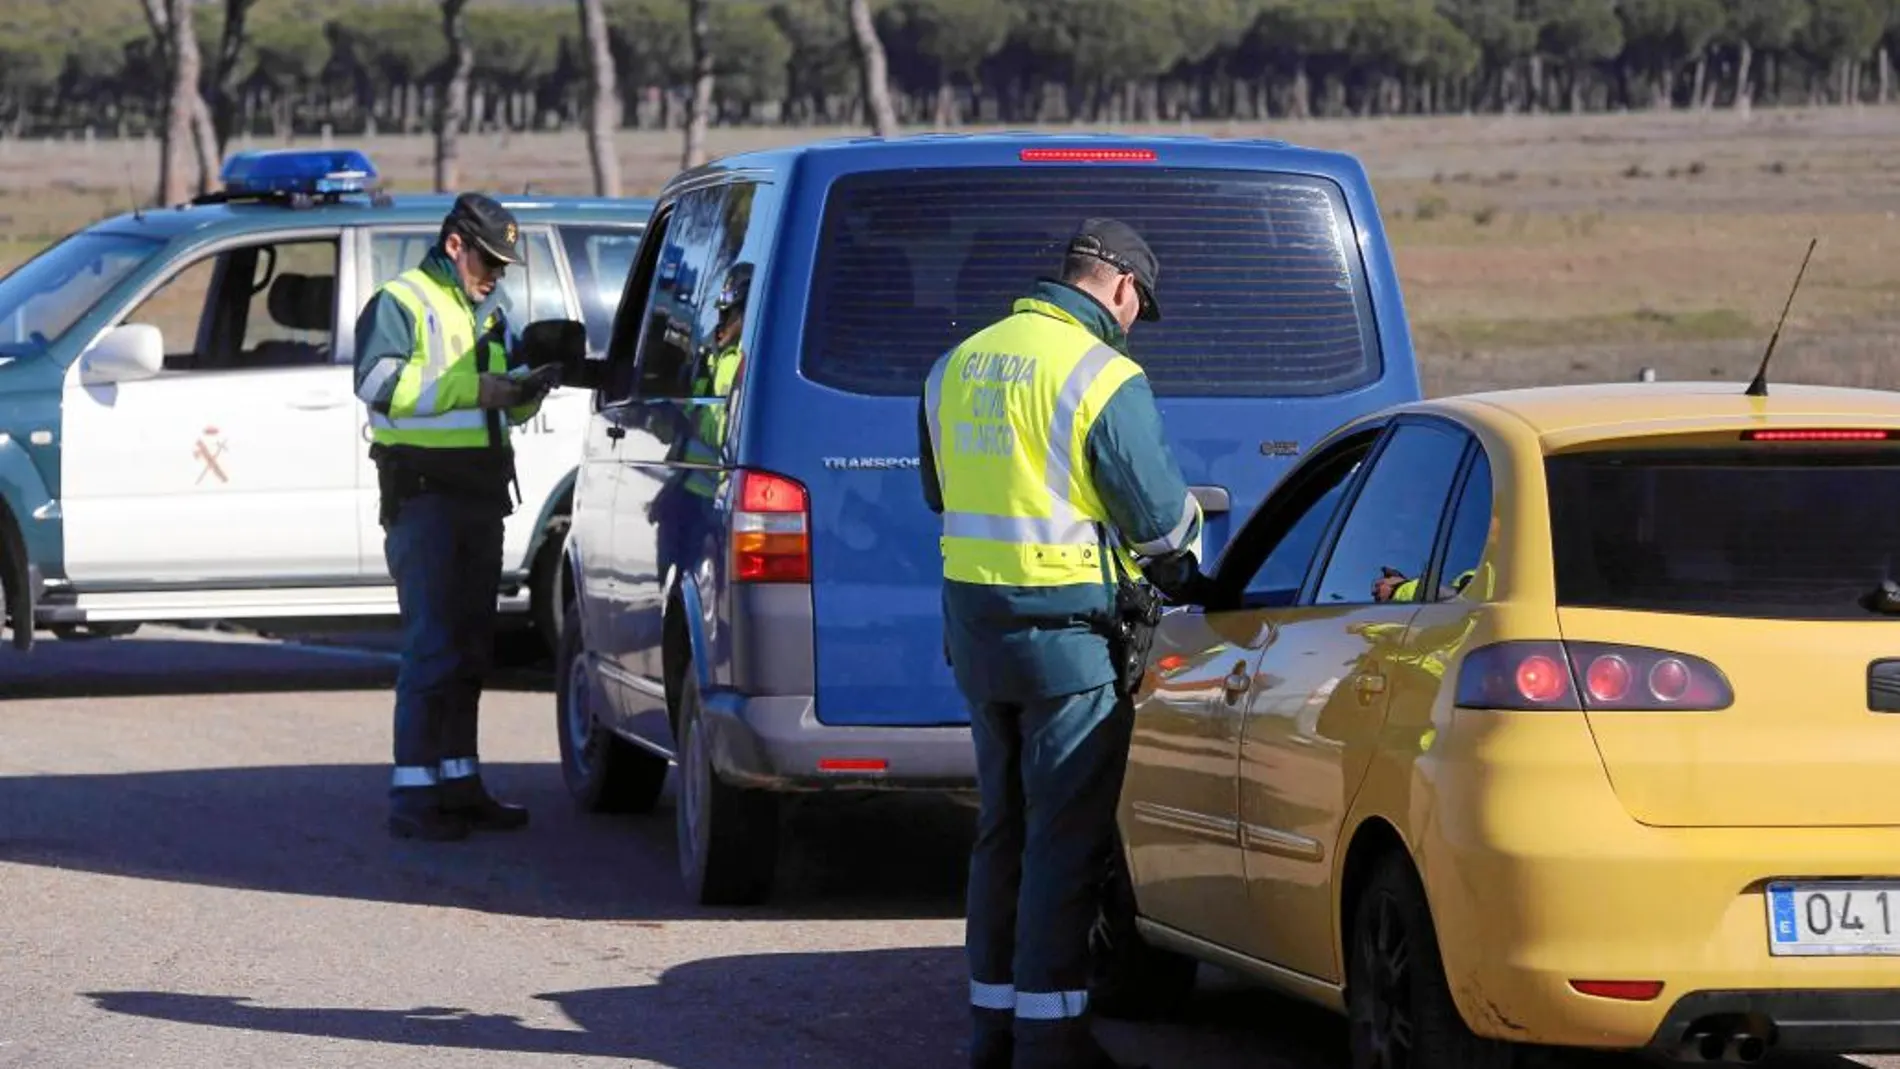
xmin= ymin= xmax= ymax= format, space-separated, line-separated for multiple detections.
xmin=1314 ymin=423 xmax=1470 ymax=606
xmin=123 ymin=258 xmax=216 ymax=369
xmin=801 ymin=168 xmax=1381 ymax=397
xmin=559 ymin=224 xmax=645 ymax=355
xmin=235 ymin=239 xmax=338 ymax=368
xmin=1436 ymin=455 xmax=1493 ymax=601
xmin=633 ymin=186 xmax=726 ymax=401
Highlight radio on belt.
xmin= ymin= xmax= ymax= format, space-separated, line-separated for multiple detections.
xmin=218 ymin=148 xmax=379 ymax=199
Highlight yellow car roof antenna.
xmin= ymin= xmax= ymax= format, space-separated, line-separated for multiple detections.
xmin=1745 ymin=236 xmax=1818 ymax=399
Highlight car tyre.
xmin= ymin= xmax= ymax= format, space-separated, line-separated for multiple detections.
xmin=529 ymin=514 xmax=570 ymax=662
xmin=50 ymin=622 xmax=139 ymax=641
xmin=555 ymin=598 xmax=667 ymax=814
xmin=674 ymin=667 xmax=778 ymax=906
xmin=1087 ymin=832 xmax=1198 ymax=1020
xmin=1348 ymin=854 xmax=1518 ymax=1069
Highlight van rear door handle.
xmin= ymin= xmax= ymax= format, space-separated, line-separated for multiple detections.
xmin=606 ymin=425 xmax=625 ymax=441
xmin=1189 ymin=485 xmax=1229 ymax=514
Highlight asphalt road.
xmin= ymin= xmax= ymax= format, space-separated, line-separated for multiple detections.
xmin=0 ymin=627 xmax=1892 ymax=1069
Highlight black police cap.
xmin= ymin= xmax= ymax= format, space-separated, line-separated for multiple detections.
xmin=446 ymin=192 xmax=523 ymax=265
xmin=1068 ymin=218 xmax=1160 ymax=322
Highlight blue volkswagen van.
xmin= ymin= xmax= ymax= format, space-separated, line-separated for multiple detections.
xmin=554 ymin=134 xmax=1423 ymax=904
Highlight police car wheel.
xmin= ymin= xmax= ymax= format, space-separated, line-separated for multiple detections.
xmin=555 ymin=599 xmax=666 ymax=814
xmin=1347 ymin=854 xmax=1518 ymax=1069
xmin=49 ymin=622 xmax=140 ymax=641
xmin=1087 ymin=834 xmax=1197 ymax=1020
xmin=529 ymin=515 xmax=570 ymax=661
xmin=674 ymin=668 xmax=778 ymax=906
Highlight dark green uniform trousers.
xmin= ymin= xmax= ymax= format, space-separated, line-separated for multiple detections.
xmin=966 ymin=681 xmax=1133 ymax=1069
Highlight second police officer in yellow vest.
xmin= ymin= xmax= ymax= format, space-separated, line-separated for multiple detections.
xmin=920 ymin=220 xmax=1214 ymax=1069
xmin=353 ymin=193 xmax=557 ymax=842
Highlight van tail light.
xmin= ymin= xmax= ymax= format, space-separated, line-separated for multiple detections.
xmin=1454 ymin=641 xmax=1733 ymax=711
xmin=732 ymin=469 xmax=809 ymax=583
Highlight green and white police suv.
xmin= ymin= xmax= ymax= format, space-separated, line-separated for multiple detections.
xmin=0 ymin=149 xmax=652 ymax=654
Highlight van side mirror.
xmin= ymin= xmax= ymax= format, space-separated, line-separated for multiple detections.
xmin=518 ymin=317 xmax=604 ymax=391
xmin=79 ymin=324 xmax=164 ymax=386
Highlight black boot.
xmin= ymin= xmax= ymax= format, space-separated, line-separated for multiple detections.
xmin=388 ymin=787 xmax=469 ymax=841
xmin=1013 ymin=1017 xmax=1148 ymax=1069
xmin=972 ymin=1007 xmax=1013 ymax=1069
xmin=440 ymin=774 xmax=529 ymax=832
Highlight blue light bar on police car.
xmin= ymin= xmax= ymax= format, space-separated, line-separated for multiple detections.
xmin=219 ymin=149 xmax=379 ymax=197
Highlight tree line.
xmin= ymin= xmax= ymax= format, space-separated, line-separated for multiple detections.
xmin=4 ymin=0 xmax=1898 ymax=202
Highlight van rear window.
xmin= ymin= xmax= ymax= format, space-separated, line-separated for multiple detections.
xmin=800 ymin=168 xmax=1381 ymax=397
xmin=1547 ymin=448 xmax=1900 ymax=619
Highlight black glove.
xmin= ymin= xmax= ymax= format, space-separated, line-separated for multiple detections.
xmin=1142 ymin=551 xmax=1218 ymax=608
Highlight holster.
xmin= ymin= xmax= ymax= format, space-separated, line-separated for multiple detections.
xmin=1090 ymin=525 xmax=1163 ymax=699
xmin=370 ymin=443 xmax=422 ymax=528
xmin=369 ymin=442 xmax=516 ymax=527
xmin=1104 ymin=575 xmax=1163 ymax=698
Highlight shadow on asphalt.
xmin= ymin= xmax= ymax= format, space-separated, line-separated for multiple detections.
xmin=80 ymin=962 xmax=1863 ymax=1069
xmin=84 ymin=947 xmax=969 ymax=1066
xmin=0 ymin=761 xmax=976 ymax=923
xmin=0 ymin=631 xmax=552 ymax=699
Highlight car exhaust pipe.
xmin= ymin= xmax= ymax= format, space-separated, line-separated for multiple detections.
xmin=1726 ymin=1033 xmax=1766 ymax=1063
xmin=1690 ymin=1030 xmax=1724 ymax=1061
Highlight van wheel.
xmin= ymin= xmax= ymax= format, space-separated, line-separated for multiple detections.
xmin=1348 ymin=854 xmax=1518 ymax=1069
xmin=1087 ymin=833 xmax=1197 ymax=1020
xmin=674 ymin=668 xmax=778 ymax=906
xmin=529 ymin=514 xmax=570 ymax=661
xmin=555 ymin=599 xmax=667 ymax=814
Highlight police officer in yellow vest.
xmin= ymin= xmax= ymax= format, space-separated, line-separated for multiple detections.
xmin=352 ymin=193 xmax=553 ymax=841
xmin=679 ymin=263 xmax=749 ymax=500
xmin=920 ymin=219 xmax=1211 ymax=1069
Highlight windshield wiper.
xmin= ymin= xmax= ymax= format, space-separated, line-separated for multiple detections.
xmin=1861 ymin=578 xmax=1900 ymax=617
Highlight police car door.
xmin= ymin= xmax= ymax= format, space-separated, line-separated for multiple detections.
xmin=61 ymin=230 xmax=360 ymax=587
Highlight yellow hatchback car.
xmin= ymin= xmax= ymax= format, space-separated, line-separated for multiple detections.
xmin=1089 ymin=381 xmax=1900 ymax=1068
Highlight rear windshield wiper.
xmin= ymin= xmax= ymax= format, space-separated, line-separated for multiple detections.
xmin=1860 ymin=579 xmax=1900 ymax=617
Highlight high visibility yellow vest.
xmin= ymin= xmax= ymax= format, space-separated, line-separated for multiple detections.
xmin=368 ymin=267 xmax=522 ymax=449
xmin=1391 ymin=568 xmax=1478 ymax=603
xmin=682 ymin=344 xmax=743 ymax=498
xmin=925 ymin=298 xmax=1150 ymax=588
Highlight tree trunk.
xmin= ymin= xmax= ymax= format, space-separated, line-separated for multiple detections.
xmin=934 ymin=81 xmax=956 ymax=128
xmin=846 ymin=0 xmax=898 ymax=136
xmin=682 ymin=0 xmax=713 ymax=169
xmin=434 ymin=0 xmax=473 ymax=192
xmin=144 ymin=0 xmax=207 ymax=203
xmin=576 ymin=0 xmax=621 ymax=197
xmin=1881 ymin=46 xmax=1893 ymax=104
xmin=1691 ymin=55 xmax=1708 ymax=109
xmin=190 ymin=93 xmax=218 ymax=193
xmin=211 ymin=0 xmax=253 ymax=160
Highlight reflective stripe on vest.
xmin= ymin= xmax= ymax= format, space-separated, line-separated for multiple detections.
xmin=926 ymin=300 xmax=1145 ymax=588
xmin=371 ymin=268 xmax=506 ymax=449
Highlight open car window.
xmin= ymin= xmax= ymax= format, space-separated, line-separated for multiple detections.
xmin=1215 ymin=427 xmax=1382 ymax=610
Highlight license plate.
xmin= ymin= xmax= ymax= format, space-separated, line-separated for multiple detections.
xmin=1767 ymin=881 xmax=1900 ymax=956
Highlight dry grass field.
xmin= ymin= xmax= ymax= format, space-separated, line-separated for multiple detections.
xmin=4 ymin=105 xmax=1898 ymax=397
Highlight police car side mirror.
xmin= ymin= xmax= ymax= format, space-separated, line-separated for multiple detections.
xmin=519 ymin=318 xmax=603 ymax=391
xmin=79 ymin=323 xmax=164 ymax=386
